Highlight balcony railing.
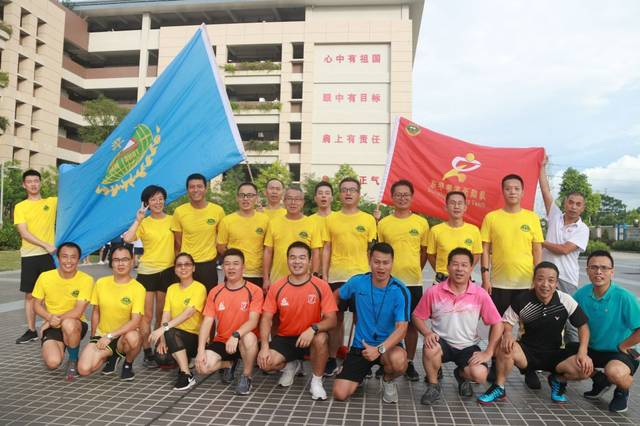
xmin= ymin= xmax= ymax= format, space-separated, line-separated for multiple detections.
xmin=57 ymin=136 xmax=98 ymax=154
xmin=230 ymin=101 xmax=281 ymax=113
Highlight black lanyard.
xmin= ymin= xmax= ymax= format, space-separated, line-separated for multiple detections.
xmin=370 ymin=277 xmax=390 ymax=340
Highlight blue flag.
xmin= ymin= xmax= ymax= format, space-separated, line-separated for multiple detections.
xmin=55 ymin=25 xmax=245 ymax=257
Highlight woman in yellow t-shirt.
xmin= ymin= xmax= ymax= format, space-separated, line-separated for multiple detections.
xmin=123 ymin=185 xmax=175 ymax=368
xmin=148 ymin=253 xmax=207 ymax=391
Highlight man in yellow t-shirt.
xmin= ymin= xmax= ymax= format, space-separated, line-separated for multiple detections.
xmin=309 ymin=181 xmax=334 ymax=243
xmin=78 ymin=246 xmax=145 ymax=381
xmin=377 ymin=179 xmax=429 ymax=381
xmin=427 ymin=191 xmax=483 ymax=283
xmin=263 ymin=187 xmax=323 ymax=290
xmin=480 ymin=174 xmax=543 ymax=315
xmin=262 ymin=178 xmax=287 ymax=219
xmin=217 ymin=182 xmax=270 ymax=287
xmin=323 ymin=177 xmax=377 ymax=376
xmin=32 ymin=242 xmax=93 ymax=381
xmin=13 ymin=169 xmax=57 ymax=344
xmin=171 ymin=173 xmax=225 ymax=291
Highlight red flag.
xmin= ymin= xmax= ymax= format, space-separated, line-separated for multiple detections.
xmin=380 ymin=117 xmax=544 ymax=226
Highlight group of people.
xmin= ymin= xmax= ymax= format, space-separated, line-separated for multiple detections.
xmin=12 ymin=161 xmax=639 ymax=412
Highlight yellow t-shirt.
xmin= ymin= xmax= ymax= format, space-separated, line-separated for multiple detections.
xmin=264 ymin=215 xmax=323 ymax=282
xmin=325 ymin=211 xmax=377 ymax=283
xmin=264 ymin=207 xmax=286 ymax=220
xmin=171 ymin=202 xmax=225 ymax=262
xmin=309 ymin=212 xmax=332 ymax=242
xmin=163 ymin=280 xmax=207 ymax=335
xmin=377 ymin=214 xmax=429 ymax=286
xmin=32 ymin=269 xmax=94 ymax=322
xmin=136 ymin=215 xmax=174 ymax=274
xmin=480 ymin=209 xmax=544 ymax=290
xmin=427 ymin=222 xmax=483 ymax=275
xmin=90 ymin=276 xmax=146 ymax=335
xmin=13 ymin=197 xmax=57 ymax=257
xmin=217 ymin=211 xmax=269 ymax=277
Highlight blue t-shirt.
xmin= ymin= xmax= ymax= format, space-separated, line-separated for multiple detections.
xmin=339 ymin=273 xmax=410 ymax=349
xmin=574 ymin=282 xmax=640 ymax=352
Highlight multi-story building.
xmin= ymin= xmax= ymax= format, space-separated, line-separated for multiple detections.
xmin=1 ymin=0 xmax=423 ymax=197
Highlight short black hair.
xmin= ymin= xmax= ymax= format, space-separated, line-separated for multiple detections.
xmin=285 ymin=186 xmax=304 ymax=196
xmin=391 ymin=179 xmax=414 ymax=195
xmin=57 ymin=241 xmax=82 ymax=258
xmin=186 ymin=173 xmax=207 ymax=188
xmin=369 ymin=242 xmax=394 ymax=259
xmin=534 ymin=261 xmax=559 ymax=279
xmin=237 ymin=182 xmax=258 ymax=194
xmin=108 ymin=244 xmax=133 ymax=266
xmin=339 ymin=177 xmax=361 ymax=192
xmin=446 ymin=191 xmax=466 ymax=203
xmin=314 ymin=181 xmax=333 ymax=195
xmin=141 ymin=185 xmax=167 ymax=205
xmin=174 ymin=252 xmax=195 ymax=265
xmin=266 ymin=178 xmax=284 ymax=188
xmin=287 ymin=241 xmax=311 ymax=258
xmin=566 ymin=191 xmax=585 ymax=200
xmin=447 ymin=247 xmax=473 ymax=265
xmin=22 ymin=169 xmax=41 ymax=181
xmin=587 ymin=250 xmax=614 ymax=268
xmin=222 ymin=248 xmax=245 ymax=263
xmin=501 ymin=174 xmax=524 ymax=189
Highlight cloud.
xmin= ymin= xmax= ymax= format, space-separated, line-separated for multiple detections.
xmin=583 ymin=155 xmax=640 ymax=208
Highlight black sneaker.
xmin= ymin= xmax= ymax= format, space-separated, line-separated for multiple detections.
xmin=584 ymin=371 xmax=612 ymax=400
xmin=121 ymin=363 xmax=135 ymax=381
xmin=454 ymin=367 xmax=473 ymax=397
xmin=235 ymin=374 xmax=252 ymax=395
xmin=375 ymin=366 xmax=384 ymax=379
xmin=221 ymin=359 xmax=238 ymax=384
xmin=324 ymin=357 xmax=338 ymax=377
xmin=174 ymin=371 xmax=196 ymax=391
xmin=16 ymin=329 xmax=38 ymax=344
xmin=404 ymin=361 xmax=420 ymax=382
xmin=143 ymin=355 xmax=158 ymax=369
xmin=102 ymin=354 xmax=121 ymax=375
xmin=608 ymin=387 xmax=629 ymax=413
xmin=525 ymin=370 xmax=541 ymax=390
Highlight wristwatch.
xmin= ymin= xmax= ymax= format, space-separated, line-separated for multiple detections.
xmin=480 ymin=266 xmax=490 ymax=273
xmin=311 ymin=324 xmax=319 ymax=334
xmin=232 ymin=331 xmax=241 ymax=339
xmin=377 ymin=344 xmax=386 ymax=355
xmin=106 ymin=333 xmax=114 ymax=340
xmin=163 ymin=322 xmax=170 ymax=332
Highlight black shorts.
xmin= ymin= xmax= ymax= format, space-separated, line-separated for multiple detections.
xmin=491 ymin=288 xmax=530 ymax=316
xmin=270 ymin=335 xmax=309 ymax=362
xmin=20 ymin=254 xmax=55 ymax=293
xmin=133 ymin=247 xmax=144 ymax=255
xmin=136 ymin=267 xmax=176 ymax=292
xmin=587 ymin=347 xmax=639 ymax=375
xmin=330 ymin=282 xmax=355 ymax=312
xmin=165 ymin=328 xmax=198 ymax=358
xmin=336 ymin=347 xmax=384 ymax=383
xmin=206 ymin=341 xmax=241 ymax=361
xmin=89 ymin=335 xmax=124 ymax=357
xmin=407 ymin=286 xmax=423 ymax=314
xmin=518 ymin=342 xmax=574 ymax=374
xmin=440 ymin=339 xmax=485 ymax=369
xmin=41 ymin=322 xmax=88 ymax=345
xmin=194 ymin=260 xmax=218 ymax=291
xmin=244 ymin=277 xmax=263 ymax=287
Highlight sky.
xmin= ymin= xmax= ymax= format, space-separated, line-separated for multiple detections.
xmin=413 ymin=0 xmax=640 ymax=208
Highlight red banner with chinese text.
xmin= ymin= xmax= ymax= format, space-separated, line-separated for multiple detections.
xmin=379 ymin=117 xmax=545 ymax=226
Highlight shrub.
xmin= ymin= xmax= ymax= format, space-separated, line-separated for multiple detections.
xmin=580 ymin=240 xmax=610 ymax=257
xmin=611 ymin=240 xmax=640 ymax=252
xmin=0 ymin=222 xmax=20 ymax=250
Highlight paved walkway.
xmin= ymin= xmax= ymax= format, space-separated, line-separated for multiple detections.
xmin=0 ymin=254 xmax=639 ymax=425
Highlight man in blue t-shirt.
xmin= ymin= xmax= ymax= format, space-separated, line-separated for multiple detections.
xmin=573 ymin=250 xmax=640 ymax=413
xmin=332 ymin=242 xmax=410 ymax=404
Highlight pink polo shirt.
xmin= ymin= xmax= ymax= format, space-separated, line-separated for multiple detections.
xmin=413 ymin=279 xmax=501 ymax=349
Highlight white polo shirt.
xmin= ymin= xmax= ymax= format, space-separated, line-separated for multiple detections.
xmin=542 ymin=203 xmax=589 ymax=287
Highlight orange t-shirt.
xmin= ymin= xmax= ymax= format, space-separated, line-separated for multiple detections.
xmin=203 ymin=281 xmax=264 ymax=343
xmin=263 ymin=276 xmax=338 ymax=337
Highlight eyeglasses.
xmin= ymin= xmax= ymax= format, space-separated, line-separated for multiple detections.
xmin=392 ymin=192 xmax=412 ymax=199
xmin=284 ymin=197 xmax=304 ymax=202
xmin=340 ymin=187 xmax=359 ymax=194
xmin=238 ymin=193 xmax=257 ymax=199
xmin=175 ymin=262 xmax=194 ymax=268
xmin=112 ymin=257 xmax=131 ymax=264
xmin=587 ymin=265 xmax=613 ymax=272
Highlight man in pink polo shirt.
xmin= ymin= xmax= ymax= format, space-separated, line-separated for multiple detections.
xmin=412 ymin=247 xmax=503 ymax=405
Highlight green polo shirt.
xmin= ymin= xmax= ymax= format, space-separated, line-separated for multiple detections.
xmin=574 ymin=282 xmax=640 ymax=352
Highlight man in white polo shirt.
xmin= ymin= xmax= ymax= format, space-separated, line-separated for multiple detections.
xmin=538 ymin=157 xmax=589 ymax=343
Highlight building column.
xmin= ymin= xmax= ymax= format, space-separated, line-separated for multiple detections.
xmin=137 ymin=12 xmax=151 ymax=100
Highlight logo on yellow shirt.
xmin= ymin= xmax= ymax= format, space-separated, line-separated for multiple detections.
xmin=356 ymin=225 xmax=366 ymax=233
xmin=183 ymin=297 xmax=191 ymax=306
xmin=409 ymin=228 xmax=419 ymax=236
xmin=256 ymin=227 xmax=265 ymax=235
xmin=464 ymin=238 xmax=473 ymax=246
xmin=71 ymin=289 xmax=80 ymax=297
xmin=299 ymin=231 xmax=309 ymax=239
xmin=442 ymin=153 xmax=482 ymax=183
xmin=520 ymin=224 xmax=530 ymax=232
xmin=43 ymin=205 xmax=50 ymax=211
xmin=121 ymin=296 xmax=132 ymax=305
xmin=207 ymin=218 xmax=216 ymax=225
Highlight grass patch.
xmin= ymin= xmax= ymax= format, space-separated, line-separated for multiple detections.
xmin=0 ymin=250 xmax=20 ymax=271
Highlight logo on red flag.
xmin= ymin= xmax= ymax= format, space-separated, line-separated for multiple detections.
xmin=380 ymin=117 xmax=544 ymax=226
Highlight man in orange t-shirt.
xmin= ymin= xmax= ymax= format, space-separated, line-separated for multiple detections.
xmin=258 ymin=241 xmax=338 ymax=400
xmin=195 ymin=249 xmax=263 ymax=395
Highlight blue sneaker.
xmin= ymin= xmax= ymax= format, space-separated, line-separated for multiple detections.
xmin=477 ymin=384 xmax=506 ymax=405
xmin=548 ymin=374 xmax=568 ymax=403
xmin=608 ymin=387 xmax=629 ymax=413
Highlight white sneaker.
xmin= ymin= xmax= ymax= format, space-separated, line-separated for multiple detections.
xmin=381 ymin=377 xmax=398 ymax=403
xmin=278 ymin=361 xmax=298 ymax=387
xmin=310 ymin=376 xmax=327 ymax=400
xmin=98 ymin=261 xmax=105 ymax=265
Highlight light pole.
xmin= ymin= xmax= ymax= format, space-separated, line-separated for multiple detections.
xmin=0 ymin=161 xmax=21 ymax=227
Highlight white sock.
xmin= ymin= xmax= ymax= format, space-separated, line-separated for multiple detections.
xmin=312 ymin=374 xmax=323 ymax=382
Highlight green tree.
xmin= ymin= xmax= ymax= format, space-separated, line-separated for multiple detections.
xmin=78 ymin=95 xmax=129 ymax=145
xmin=558 ymin=167 xmax=601 ymax=224
xmin=594 ymin=194 xmax=627 ymax=226
xmin=626 ymin=208 xmax=640 ymax=226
